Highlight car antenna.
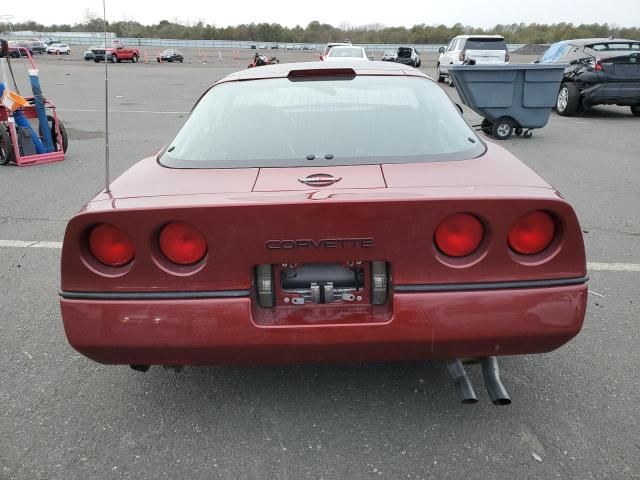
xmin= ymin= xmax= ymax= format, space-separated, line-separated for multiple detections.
xmin=103 ymin=0 xmax=111 ymax=194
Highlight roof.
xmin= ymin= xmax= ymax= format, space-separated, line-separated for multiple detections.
xmin=558 ymin=38 xmax=639 ymax=45
xmin=453 ymin=35 xmax=505 ymax=40
xmin=217 ymin=60 xmax=430 ymax=83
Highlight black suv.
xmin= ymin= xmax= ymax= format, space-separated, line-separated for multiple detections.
xmin=536 ymin=38 xmax=640 ymax=116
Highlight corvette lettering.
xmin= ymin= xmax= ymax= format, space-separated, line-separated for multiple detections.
xmin=266 ymin=238 xmax=375 ymax=249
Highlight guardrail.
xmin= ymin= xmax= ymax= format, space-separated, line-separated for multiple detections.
xmin=4 ymin=34 xmax=525 ymax=52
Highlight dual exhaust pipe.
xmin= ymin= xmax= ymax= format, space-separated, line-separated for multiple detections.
xmin=447 ymin=357 xmax=511 ymax=406
xmin=133 ymin=357 xmax=511 ymax=406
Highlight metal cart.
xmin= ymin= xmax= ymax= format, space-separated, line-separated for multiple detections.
xmin=448 ymin=64 xmax=566 ymax=140
xmin=0 ymin=45 xmax=68 ymax=166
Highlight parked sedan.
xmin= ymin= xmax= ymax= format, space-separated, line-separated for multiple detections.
xmin=60 ymin=62 xmax=587 ymax=404
xmin=157 ymin=49 xmax=184 ymax=63
xmin=535 ymin=38 xmax=640 ymax=116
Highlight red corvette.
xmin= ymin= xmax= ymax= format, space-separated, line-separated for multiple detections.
xmin=60 ymin=61 xmax=587 ymax=397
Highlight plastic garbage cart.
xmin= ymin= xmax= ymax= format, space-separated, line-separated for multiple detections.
xmin=448 ymin=64 xmax=566 ymax=139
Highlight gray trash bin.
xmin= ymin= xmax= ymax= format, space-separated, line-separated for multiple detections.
xmin=448 ymin=64 xmax=566 ymax=139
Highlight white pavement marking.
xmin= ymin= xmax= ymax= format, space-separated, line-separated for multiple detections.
xmin=59 ymin=108 xmax=189 ymax=115
xmin=0 ymin=240 xmax=63 ymax=249
xmin=587 ymin=262 xmax=640 ymax=272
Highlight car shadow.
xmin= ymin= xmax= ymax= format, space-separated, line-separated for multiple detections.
xmin=578 ymin=106 xmax=637 ymax=119
xmin=132 ymin=356 xmax=537 ymax=417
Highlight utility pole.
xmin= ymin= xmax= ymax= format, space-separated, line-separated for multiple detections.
xmin=0 ymin=14 xmax=14 ymax=33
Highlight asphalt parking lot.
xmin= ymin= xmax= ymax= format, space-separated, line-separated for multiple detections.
xmin=1 ymin=49 xmax=639 ymax=480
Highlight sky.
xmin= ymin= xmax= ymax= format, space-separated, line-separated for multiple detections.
xmin=2 ymin=0 xmax=639 ymax=28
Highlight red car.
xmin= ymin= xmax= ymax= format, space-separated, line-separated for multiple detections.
xmin=60 ymin=62 xmax=587 ymax=400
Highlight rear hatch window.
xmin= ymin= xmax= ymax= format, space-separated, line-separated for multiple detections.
xmin=464 ymin=38 xmax=507 ymax=50
xmin=397 ymin=48 xmax=412 ymax=58
xmin=586 ymin=42 xmax=640 ymax=52
xmin=161 ymin=76 xmax=484 ymax=169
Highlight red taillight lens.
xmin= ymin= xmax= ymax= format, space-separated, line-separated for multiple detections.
xmin=89 ymin=224 xmax=135 ymax=267
xmin=595 ymin=61 xmax=603 ymax=71
xmin=159 ymin=222 xmax=207 ymax=265
xmin=435 ymin=213 xmax=484 ymax=257
xmin=508 ymin=210 xmax=556 ymax=255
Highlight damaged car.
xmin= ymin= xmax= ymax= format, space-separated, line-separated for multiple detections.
xmin=536 ymin=38 xmax=640 ymax=116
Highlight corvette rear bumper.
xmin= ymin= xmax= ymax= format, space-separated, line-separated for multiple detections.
xmin=60 ymin=283 xmax=587 ymax=365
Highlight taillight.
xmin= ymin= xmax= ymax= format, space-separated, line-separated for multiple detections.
xmin=159 ymin=222 xmax=207 ymax=265
xmin=459 ymin=52 xmax=465 ymax=62
xmin=594 ymin=61 xmax=603 ymax=71
xmin=508 ymin=210 xmax=556 ymax=255
xmin=89 ymin=223 xmax=135 ymax=267
xmin=435 ymin=213 xmax=484 ymax=257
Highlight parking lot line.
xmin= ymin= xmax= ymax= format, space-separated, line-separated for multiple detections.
xmin=586 ymin=262 xmax=640 ymax=272
xmin=58 ymin=108 xmax=189 ymax=115
xmin=0 ymin=240 xmax=63 ymax=249
xmin=1 ymin=239 xmax=639 ymax=272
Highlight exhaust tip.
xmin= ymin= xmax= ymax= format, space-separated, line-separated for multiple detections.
xmin=447 ymin=359 xmax=478 ymax=405
xmin=481 ymin=357 xmax=512 ymax=406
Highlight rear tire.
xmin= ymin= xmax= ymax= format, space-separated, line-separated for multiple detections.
xmin=111 ymin=54 xmax=117 ymax=63
xmin=132 ymin=54 xmax=138 ymax=63
xmin=436 ymin=65 xmax=445 ymax=83
xmin=631 ymin=105 xmax=640 ymax=116
xmin=492 ymin=117 xmax=513 ymax=140
xmin=556 ymin=83 xmax=580 ymax=116
xmin=0 ymin=123 xmax=14 ymax=166
xmin=39 ymin=115 xmax=69 ymax=154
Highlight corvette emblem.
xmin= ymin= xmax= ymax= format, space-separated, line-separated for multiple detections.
xmin=298 ymin=173 xmax=342 ymax=186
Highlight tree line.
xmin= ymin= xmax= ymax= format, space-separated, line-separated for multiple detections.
xmin=2 ymin=19 xmax=639 ymax=44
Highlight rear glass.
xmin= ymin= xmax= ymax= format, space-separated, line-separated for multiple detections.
xmin=587 ymin=42 xmax=640 ymax=51
xmin=328 ymin=47 xmax=364 ymax=58
xmin=397 ymin=48 xmax=412 ymax=57
xmin=465 ymin=38 xmax=507 ymax=50
xmin=539 ymin=42 xmax=571 ymax=63
xmin=161 ymin=76 xmax=484 ymax=168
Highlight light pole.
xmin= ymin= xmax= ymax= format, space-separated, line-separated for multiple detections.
xmin=0 ymin=14 xmax=14 ymax=32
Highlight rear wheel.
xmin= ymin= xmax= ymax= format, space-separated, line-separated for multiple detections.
xmin=39 ymin=115 xmax=68 ymax=154
xmin=631 ymin=105 xmax=640 ymax=116
xmin=111 ymin=54 xmax=117 ymax=63
xmin=132 ymin=54 xmax=138 ymax=63
xmin=436 ymin=64 xmax=445 ymax=83
xmin=556 ymin=83 xmax=580 ymax=116
xmin=492 ymin=117 xmax=513 ymax=140
xmin=0 ymin=123 xmax=14 ymax=166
